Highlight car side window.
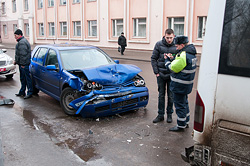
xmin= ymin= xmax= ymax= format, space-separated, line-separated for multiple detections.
xmin=37 ymin=48 xmax=48 ymax=65
xmin=45 ymin=49 xmax=59 ymax=68
xmin=32 ymin=48 xmax=41 ymax=62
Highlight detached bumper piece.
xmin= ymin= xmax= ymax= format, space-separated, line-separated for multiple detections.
xmin=69 ymin=87 xmax=149 ymax=118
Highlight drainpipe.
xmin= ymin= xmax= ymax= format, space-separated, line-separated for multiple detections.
xmin=18 ymin=0 xmax=24 ymax=30
xmin=29 ymin=0 xmax=34 ymax=45
xmin=189 ymin=0 xmax=194 ymax=44
xmin=185 ymin=0 xmax=190 ymax=37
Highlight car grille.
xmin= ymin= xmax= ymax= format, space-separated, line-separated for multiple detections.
xmin=0 ymin=61 xmax=6 ymax=66
xmin=95 ymin=98 xmax=140 ymax=113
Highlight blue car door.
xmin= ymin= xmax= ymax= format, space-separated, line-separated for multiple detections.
xmin=30 ymin=47 xmax=48 ymax=89
xmin=42 ymin=49 xmax=61 ymax=99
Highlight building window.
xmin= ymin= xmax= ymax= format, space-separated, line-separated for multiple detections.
xmin=87 ymin=0 xmax=96 ymax=2
xmin=198 ymin=16 xmax=207 ymax=39
xmin=60 ymin=0 xmax=66 ymax=5
xmin=112 ymin=19 xmax=123 ymax=37
xmin=25 ymin=23 xmax=29 ymax=37
xmin=88 ymin=20 xmax=97 ymax=37
xmin=3 ymin=25 xmax=7 ymax=36
xmin=60 ymin=22 xmax=67 ymax=36
xmin=73 ymin=0 xmax=80 ymax=3
xmin=38 ymin=0 xmax=43 ymax=8
xmin=49 ymin=22 xmax=55 ymax=36
xmin=48 ymin=0 xmax=54 ymax=7
xmin=12 ymin=0 xmax=17 ymax=13
xmin=2 ymin=2 xmax=6 ymax=14
xmin=133 ymin=18 xmax=146 ymax=37
xmin=24 ymin=0 xmax=29 ymax=11
xmin=13 ymin=24 xmax=17 ymax=32
xmin=168 ymin=17 xmax=185 ymax=36
xmin=73 ymin=21 xmax=81 ymax=36
xmin=39 ymin=23 xmax=44 ymax=36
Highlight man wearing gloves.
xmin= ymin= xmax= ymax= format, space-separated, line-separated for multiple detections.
xmin=164 ymin=36 xmax=197 ymax=132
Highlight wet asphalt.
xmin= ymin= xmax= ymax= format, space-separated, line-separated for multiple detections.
xmin=0 ymin=44 xmax=199 ymax=166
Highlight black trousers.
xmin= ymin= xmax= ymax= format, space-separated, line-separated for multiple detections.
xmin=121 ymin=45 xmax=126 ymax=55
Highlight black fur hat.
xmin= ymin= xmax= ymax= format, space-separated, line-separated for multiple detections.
xmin=14 ymin=29 xmax=23 ymax=36
xmin=175 ymin=36 xmax=189 ymax=44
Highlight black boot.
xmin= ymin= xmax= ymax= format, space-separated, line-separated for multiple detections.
xmin=169 ymin=126 xmax=184 ymax=132
xmin=167 ymin=114 xmax=172 ymax=123
xmin=153 ymin=116 xmax=164 ymax=123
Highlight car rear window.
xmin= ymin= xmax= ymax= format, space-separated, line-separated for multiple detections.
xmin=219 ymin=0 xmax=250 ymax=77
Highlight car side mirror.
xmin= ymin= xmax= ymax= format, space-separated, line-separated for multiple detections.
xmin=114 ymin=60 xmax=119 ymax=64
xmin=46 ymin=65 xmax=57 ymax=71
xmin=2 ymin=49 xmax=7 ymax=53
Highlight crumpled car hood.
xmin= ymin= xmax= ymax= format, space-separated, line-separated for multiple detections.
xmin=82 ymin=64 xmax=141 ymax=85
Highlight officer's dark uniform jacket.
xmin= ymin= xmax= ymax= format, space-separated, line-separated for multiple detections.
xmin=151 ymin=37 xmax=177 ymax=79
xmin=15 ymin=36 xmax=31 ymax=66
xmin=165 ymin=44 xmax=197 ymax=94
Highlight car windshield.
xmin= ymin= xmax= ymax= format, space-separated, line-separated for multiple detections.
xmin=60 ymin=48 xmax=115 ymax=70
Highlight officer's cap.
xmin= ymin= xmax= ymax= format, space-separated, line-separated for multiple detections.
xmin=175 ymin=36 xmax=189 ymax=45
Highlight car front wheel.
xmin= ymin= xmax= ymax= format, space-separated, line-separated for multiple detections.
xmin=60 ymin=87 xmax=78 ymax=116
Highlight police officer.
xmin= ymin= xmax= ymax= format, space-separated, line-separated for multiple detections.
xmin=164 ymin=36 xmax=197 ymax=132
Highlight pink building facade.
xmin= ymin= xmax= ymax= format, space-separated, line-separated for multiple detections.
xmin=0 ymin=0 xmax=210 ymax=54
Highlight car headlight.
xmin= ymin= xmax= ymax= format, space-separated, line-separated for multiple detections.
xmin=133 ymin=75 xmax=145 ymax=87
xmin=5 ymin=56 xmax=14 ymax=65
xmin=134 ymin=79 xmax=145 ymax=87
xmin=86 ymin=81 xmax=103 ymax=90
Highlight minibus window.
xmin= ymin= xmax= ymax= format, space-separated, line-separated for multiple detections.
xmin=219 ymin=0 xmax=250 ymax=77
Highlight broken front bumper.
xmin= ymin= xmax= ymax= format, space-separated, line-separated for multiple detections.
xmin=69 ymin=86 xmax=149 ymax=118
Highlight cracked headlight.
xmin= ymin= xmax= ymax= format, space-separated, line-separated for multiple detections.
xmin=86 ymin=81 xmax=103 ymax=90
xmin=133 ymin=75 xmax=145 ymax=87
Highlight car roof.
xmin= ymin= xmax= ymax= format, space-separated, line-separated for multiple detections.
xmin=35 ymin=44 xmax=98 ymax=51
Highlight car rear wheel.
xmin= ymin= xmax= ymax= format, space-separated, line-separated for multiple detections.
xmin=60 ymin=87 xmax=78 ymax=116
xmin=6 ymin=74 xmax=13 ymax=79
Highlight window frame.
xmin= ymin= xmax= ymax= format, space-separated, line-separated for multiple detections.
xmin=13 ymin=24 xmax=17 ymax=32
xmin=48 ymin=22 xmax=55 ymax=36
xmin=133 ymin=18 xmax=147 ymax=38
xmin=38 ymin=23 xmax=44 ymax=36
xmin=60 ymin=22 xmax=67 ymax=36
xmin=12 ymin=0 xmax=17 ymax=13
xmin=168 ymin=17 xmax=185 ymax=36
xmin=73 ymin=21 xmax=81 ymax=37
xmin=73 ymin=0 xmax=80 ymax=3
xmin=197 ymin=16 xmax=207 ymax=39
xmin=3 ymin=25 xmax=7 ymax=36
xmin=25 ymin=23 xmax=29 ymax=37
xmin=88 ymin=20 xmax=97 ymax=37
xmin=38 ymin=0 xmax=43 ymax=8
xmin=60 ymin=0 xmax=66 ymax=5
xmin=2 ymin=2 xmax=6 ymax=14
xmin=48 ymin=0 xmax=54 ymax=7
xmin=24 ymin=0 xmax=29 ymax=11
xmin=112 ymin=19 xmax=123 ymax=37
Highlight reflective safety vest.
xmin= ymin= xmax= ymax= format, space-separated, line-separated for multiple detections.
xmin=165 ymin=51 xmax=197 ymax=94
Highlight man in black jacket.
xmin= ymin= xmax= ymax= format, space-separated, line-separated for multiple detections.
xmin=151 ymin=29 xmax=177 ymax=123
xmin=14 ymin=29 xmax=33 ymax=99
xmin=118 ymin=32 xmax=127 ymax=55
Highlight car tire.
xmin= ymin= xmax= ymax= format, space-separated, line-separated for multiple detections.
xmin=6 ymin=74 xmax=13 ymax=79
xmin=60 ymin=87 xmax=78 ymax=116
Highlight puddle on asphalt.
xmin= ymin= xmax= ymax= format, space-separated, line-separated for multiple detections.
xmin=22 ymin=109 xmax=99 ymax=162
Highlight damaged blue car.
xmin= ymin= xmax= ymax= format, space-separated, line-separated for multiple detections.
xmin=30 ymin=44 xmax=149 ymax=117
